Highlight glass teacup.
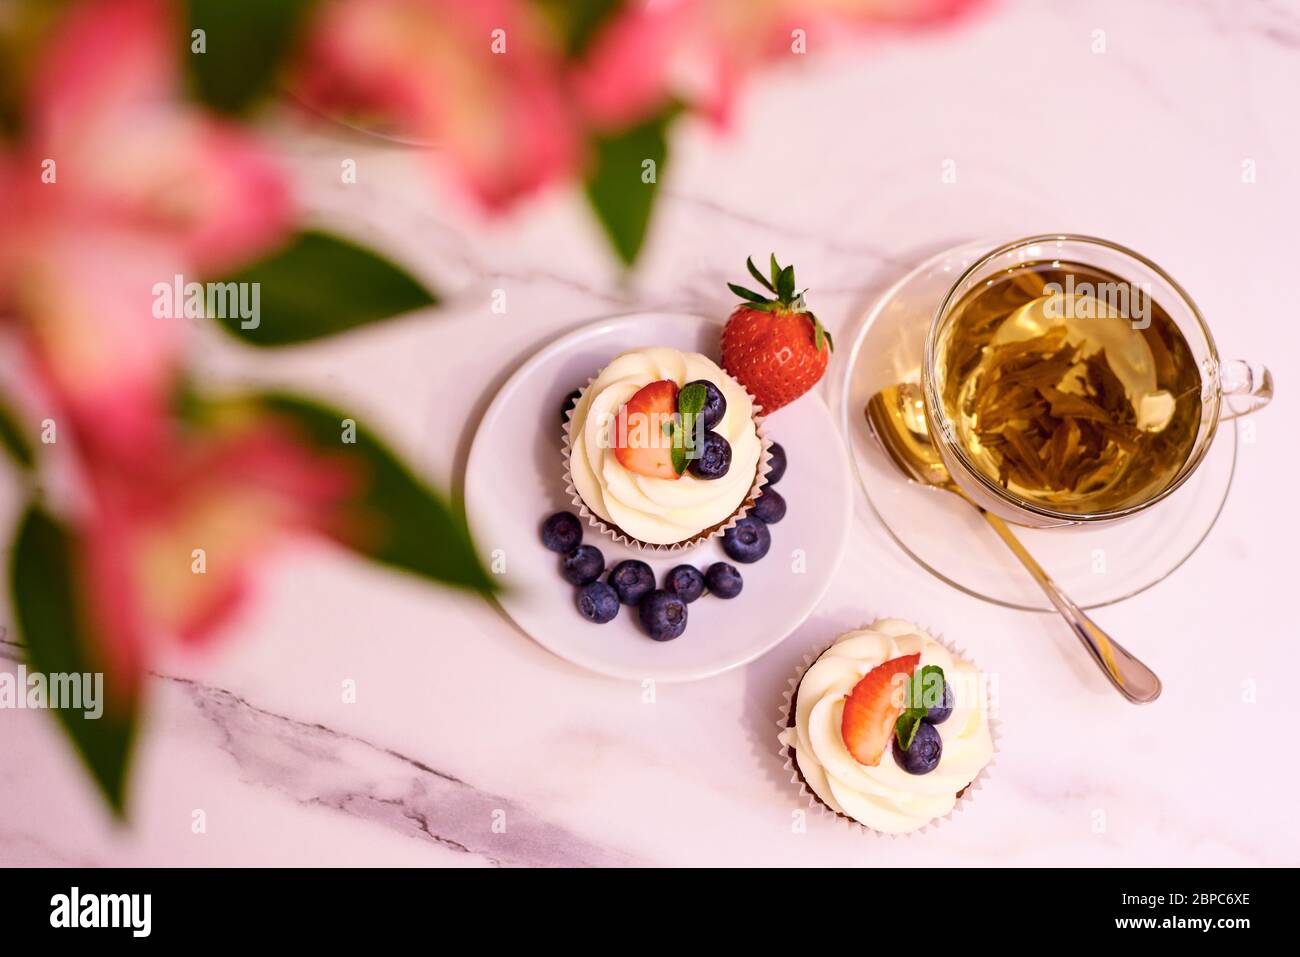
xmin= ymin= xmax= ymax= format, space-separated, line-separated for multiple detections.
xmin=923 ymin=234 xmax=1273 ymax=528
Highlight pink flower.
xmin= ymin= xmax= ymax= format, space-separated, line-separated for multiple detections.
xmin=0 ymin=0 xmax=293 ymax=461
xmin=78 ymin=420 xmax=357 ymax=702
xmin=571 ymin=0 xmax=991 ymax=130
xmin=295 ymin=0 xmax=579 ymax=211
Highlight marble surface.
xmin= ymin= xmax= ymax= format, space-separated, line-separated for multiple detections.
xmin=2 ymin=0 xmax=1298 ymax=867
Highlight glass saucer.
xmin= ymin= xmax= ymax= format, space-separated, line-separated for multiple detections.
xmin=835 ymin=240 xmax=1236 ymax=612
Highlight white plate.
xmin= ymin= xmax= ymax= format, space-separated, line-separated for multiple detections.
xmin=464 ymin=313 xmax=853 ymax=682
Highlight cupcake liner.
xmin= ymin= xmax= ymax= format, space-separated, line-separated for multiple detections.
xmin=776 ymin=621 xmax=1000 ymax=838
xmin=561 ymin=375 xmax=773 ymax=554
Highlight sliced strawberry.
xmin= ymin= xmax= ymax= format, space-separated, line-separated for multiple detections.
xmin=613 ymin=379 xmax=680 ymax=480
xmin=840 ymin=653 xmax=920 ymax=766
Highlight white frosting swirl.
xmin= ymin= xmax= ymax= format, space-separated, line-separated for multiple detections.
xmin=780 ymin=619 xmax=994 ymax=834
xmin=568 ymin=347 xmax=762 ymax=545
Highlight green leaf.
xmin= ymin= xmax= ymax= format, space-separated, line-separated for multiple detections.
xmin=769 ymin=254 xmax=781 ymax=290
xmin=0 ymin=399 xmax=33 ymax=469
xmin=209 ymin=230 xmax=438 ymax=347
xmin=746 ymin=256 xmax=775 ymax=293
xmin=10 ymin=507 xmax=138 ymax=817
xmin=671 ymin=441 xmax=687 ymax=477
xmin=666 ymin=414 xmax=686 ymax=477
xmin=250 ymin=393 xmax=496 ymax=595
xmin=776 ymin=264 xmax=795 ymax=301
xmin=585 ymin=109 xmax=674 ymax=267
xmin=913 ymin=665 xmax=946 ymax=711
xmin=673 ymin=383 xmax=709 ymax=475
xmin=678 ymin=382 xmax=708 ymax=416
xmin=536 ymin=0 xmax=625 ymax=57
xmin=895 ymin=712 xmax=923 ymax=751
xmin=184 ymin=0 xmax=319 ymax=114
xmin=894 ymin=665 xmax=945 ymax=751
xmin=727 ymin=283 xmax=769 ymax=304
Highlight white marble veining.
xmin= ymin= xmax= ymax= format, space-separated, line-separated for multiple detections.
xmin=2 ymin=0 xmax=1298 ymax=866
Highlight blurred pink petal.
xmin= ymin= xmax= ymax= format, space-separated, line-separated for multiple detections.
xmin=573 ymin=0 xmax=991 ymax=129
xmin=166 ymin=118 xmax=294 ymax=274
xmin=0 ymin=0 xmax=293 ymax=457
xmin=27 ymin=0 xmax=293 ymax=271
xmin=568 ymin=2 xmax=694 ymax=131
xmin=14 ymin=222 xmax=183 ymax=460
xmin=28 ymin=0 xmax=173 ymax=143
xmin=296 ymin=0 xmax=579 ymax=210
xmin=80 ymin=422 xmax=356 ymax=699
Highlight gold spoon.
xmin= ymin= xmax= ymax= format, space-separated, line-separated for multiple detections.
xmin=866 ymin=382 xmax=1162 ymax=704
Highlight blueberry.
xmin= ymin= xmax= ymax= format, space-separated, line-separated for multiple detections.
xmin=923 ymin=680 xmax=954 ymax=725
xmin=704 ymin=562 xmax=743 ymax=599
xmin=607 ymin=559 xmax=655 ymax=605
xmin=892 ymin=721 xmax=942 ymax=775
xmin=722 ymin=516 xmax=770 ymax=564
xmin=687 ymin=431 xmax=732 ymax=480
xmin=560 ymin=388 xmax=582 ymax=423
xmin=560 ymin=544 xmax=605 ymax=585
xmin=682 ymin=379 xmax=727 ymax=430
xmin=541 ymin=511 xmax=582 ymax=553
xmin=766 ymin=442 xmax=787 ymax=484
xmin=751 ymin=488 xmax=786 ymax=524
xmin=638 ymin=589 xmax=688 ymax=641
xmin=665 ymin=564 xmax=705 ymax=603
xmin=575 ymin=581 xmax=619 ymax=623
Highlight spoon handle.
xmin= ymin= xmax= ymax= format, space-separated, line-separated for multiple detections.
xmin=979 ymin=510 xmax=1162 ymax=704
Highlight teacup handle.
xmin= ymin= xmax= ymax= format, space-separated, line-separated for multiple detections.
xmin=1218 ymin=359 xmax=1273 ymax=420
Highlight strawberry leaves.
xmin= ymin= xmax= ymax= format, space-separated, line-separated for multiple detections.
xmin=728 ymin=253 xmax=802 ymax=311
xmin=727 ymin=282 xmax=770 ymax=304
xmin=728 ymin=255 xmax=833 ymax=354
xmin=812 ymin=317 xmax=834 ymax=353
xmin=747 ymin=256 xmax=775 ymax=293
xmin=776 ymin=263 xmax=795 ymax=301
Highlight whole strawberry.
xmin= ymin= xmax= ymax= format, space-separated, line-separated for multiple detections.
xmin=721 ymin=255 xmax=833 ymax=414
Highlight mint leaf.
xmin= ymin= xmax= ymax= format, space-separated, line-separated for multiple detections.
xmin=913 ymin=665 xmax=946 ymax=711
xmin=895 ymin=712 xmax=923 ymax=751
xmin=671 ymin=442 xmax=687 ymax=477
xmin=673 ymin=383 xmax=708 ymax=471
xmin=678 ymin=382 xmax=707 ymax=416
xmin=666 ymin=417 xmax=689 ymax=474
xmin=894 ymin=664 xmax=945 ymax=751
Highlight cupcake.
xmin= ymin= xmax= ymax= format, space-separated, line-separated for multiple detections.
xmin=564 ymin=346 xmax=768 ymax=550
xmin=779 ymin=618 xmax=995 ymax=835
